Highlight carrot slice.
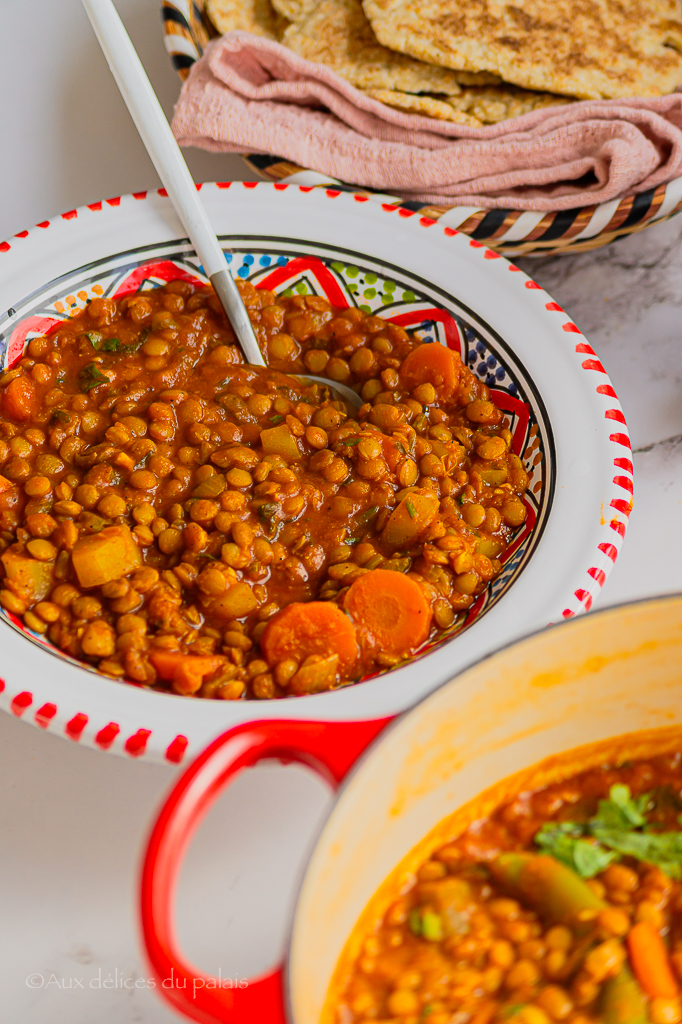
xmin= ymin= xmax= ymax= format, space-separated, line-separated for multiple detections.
xmin=379 ymin=434 xmax=403 ymax=472
xmin=149 ymin=651 xmax=226 ymax=695
xmin=2 ymin=375 xmax=39 ymax=421
xmin=627 ymin=920 xmax=679 ymax=999
xmin=344 ymin=569 xmax=432 ymax=658
xmin=399 ymin=343 xmax=461 ymax=402
xmin=260 ymin=602 xmax=358 ymax=677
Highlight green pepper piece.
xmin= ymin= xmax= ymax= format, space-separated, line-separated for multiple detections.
xmin=421 ymin=910 xmax=443 ymax=942
xmin=601 ymin=967 xmax=650 ymax=1024
xmin=489 ymin=853 xmax=606 ymax=932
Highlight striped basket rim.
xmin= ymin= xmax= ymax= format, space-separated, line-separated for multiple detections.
xmin=161 ymin=0 xmax=682 ymax=257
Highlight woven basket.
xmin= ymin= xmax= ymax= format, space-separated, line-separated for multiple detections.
xmin=161 ymin=0 xmax=682 ymax=256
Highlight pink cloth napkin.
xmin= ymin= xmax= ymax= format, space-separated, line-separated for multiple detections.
xmin=171 ymin=32 xmax=682 ymax=210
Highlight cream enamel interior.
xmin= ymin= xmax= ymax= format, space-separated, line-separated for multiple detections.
xmin=287 ymin=594 xmax=682 ymax=1024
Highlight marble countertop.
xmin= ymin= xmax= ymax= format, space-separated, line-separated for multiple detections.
xmin=1 ymin=2 xmax=681 ymax=1022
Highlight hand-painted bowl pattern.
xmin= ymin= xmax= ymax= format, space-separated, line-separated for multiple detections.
xmin=0 ymin=241 xmax=550 ymax=676
xmin=0 ymin=184 xmax=630 ymax=763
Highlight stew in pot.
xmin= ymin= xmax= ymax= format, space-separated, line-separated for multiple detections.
xmin=333 ymin=753 xmax=682 ymax=1024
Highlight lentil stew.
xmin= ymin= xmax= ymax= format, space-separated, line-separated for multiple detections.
xmin=333 ymin=754 xmax=682 ymax=1024
xmin=0 ymin=277 xmax=530 ymax=699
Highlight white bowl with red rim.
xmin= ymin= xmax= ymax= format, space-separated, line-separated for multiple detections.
xmin=0 ymin=183 xmax=631 ymax=764
xmin=139 ymin=594 xmax=682 ymax=1024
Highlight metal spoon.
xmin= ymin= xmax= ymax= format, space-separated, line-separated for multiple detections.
xmin=80 ymin=0 xmax=361 ymax=410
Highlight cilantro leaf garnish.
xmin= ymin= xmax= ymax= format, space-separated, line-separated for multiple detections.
xmin=592 ymin=784 xmax=648 ymax=829
xmin=80 ymin=330 xmax=103 ymax=348
xmin=100 ymin=337 xmax=125 ymax=353
xmin=534 ymin=783 xmax=682 ymax=878
xmin=84 ymin=326 xmax=149 ymax=355
xmin=78 ymin=363 xmax=111 ymax=392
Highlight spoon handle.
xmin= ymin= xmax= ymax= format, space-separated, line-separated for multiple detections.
xmin=81 ymin=0 xmax=265 ymax=366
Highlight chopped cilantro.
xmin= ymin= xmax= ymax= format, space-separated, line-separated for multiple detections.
xmin=593 ymin=784 xmax=648 ymax=829
xmin=85 ymin=325 xmax=149 ymax=355
xmin=589 ymin=827 xmax=682 ymax=878
xmin=340 ymin=438 xmax=361 ymax=446
xmin=78 ymin=363 xmax=111 ymax=392
xmin=535 ymin=783 xmax=682 ymax=878
xmin=126 ymin=326 xmax=150 ymax=352
xmin=80 ymin=330 xmax=103 ymax=348
xmin=269 ymin=414 xmax=284 ymax=424
xmin=51 ymin=409 xmax=71 ymax=423
xmin=358 ymin=505 xmax=379 ymax=523
xmin=570 ymin=838 xmax=616 ymax=877
xmin=536 ymin=824 xmax=617 ymax=877
xmin=406 ymin=498 xmax=416 ymax=519
xmin=100 ymin=337 xmax=125 ymax=353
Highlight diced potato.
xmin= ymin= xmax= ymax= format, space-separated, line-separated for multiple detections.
xmin=417 ymin=877 xmax=476 ymax=937
xmin=208 ymin=581 xmax=258 ymax=620
xmin=0 ymin=475 xmax=12 ymax=494
xmin=1 ymin=545 xmax=54 ymax=601
xmin=289 ymin=654 xmax=340 ymax=695
xmin=260 ymin=424 xmax=302 ymax=462
xmin=72 ymin=524 xmax=142 ymax=588
xmin=382 ymin=491 xmax=439 ymax=549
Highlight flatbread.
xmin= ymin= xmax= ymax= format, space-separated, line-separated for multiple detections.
xmin=205 ymin=0 xmax=288 ymax=39
xmin=279 ymin=0 xmax=465 ymax=94
xmin=367 ymin=84 xmax=570 ymax=124
xmin=447 ymin=85 xmax=573 ymax=123
xmin=361 ymin=0 xmax=682 ymax=100
xmin=269 ymin=0 xmax=314 ymax=20
xmin=364 ymin=89 xmax=483 ymax=122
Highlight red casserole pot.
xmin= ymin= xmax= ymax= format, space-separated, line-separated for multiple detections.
xmin=141 ymin=594 xmax=682 ymax=1024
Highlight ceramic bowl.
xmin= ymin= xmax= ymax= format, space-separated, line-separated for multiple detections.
xmin=162 ymin=0 xmax=682 ymax=257
xmin=140 ymin=593 xmax=682 ymax=1024
xmin=0 ymin=183 xmax=631 ymax=763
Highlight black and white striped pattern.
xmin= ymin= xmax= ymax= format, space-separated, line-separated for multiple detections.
xmin=163 ymin=0 xmax=682 ymax=257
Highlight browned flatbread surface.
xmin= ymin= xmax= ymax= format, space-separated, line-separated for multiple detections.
xmin=365 ymin=85 xmax=570 ymax=123
xmin=279 ymin=0 xmax=466 ymax=94
xmin=363 ymin=89 xmax=483 ymax=121
xmin=447 ymin=85 xmax=573 ymax=122
xmin=362 ymin=0 xmax=682 ymax=99
xmin=206 ymin=0 xmax=288 ymax=38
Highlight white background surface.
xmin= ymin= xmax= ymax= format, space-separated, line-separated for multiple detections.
xmin=1 ymin=2 xmax=681 ymax=1021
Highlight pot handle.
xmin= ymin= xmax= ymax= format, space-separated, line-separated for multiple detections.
xmin=140 ymin=717 xmax=393 ymax=1024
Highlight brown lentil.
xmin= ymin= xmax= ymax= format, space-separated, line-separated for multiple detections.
xmin=0 ymin=282 xmax=529 ymax=698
